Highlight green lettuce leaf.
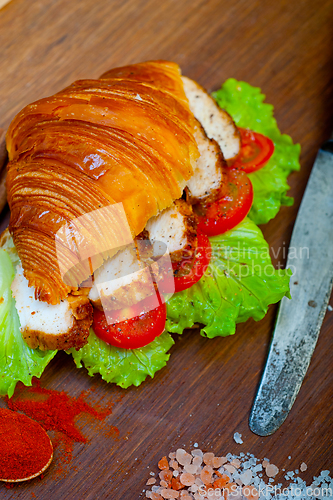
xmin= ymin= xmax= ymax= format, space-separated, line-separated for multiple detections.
xmin=0 ymin=249 xmax=57 ymax=397
xmin=166 ymin=217 xmax=291 ymax=337
xmin=213 ymin=79 xmax=301 ymax=224
xmin=68 ymin=329 xmax=174 ymax=388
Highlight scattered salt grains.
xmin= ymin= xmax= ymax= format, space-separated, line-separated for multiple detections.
xmin=145 ymin=448 xmax=332 ymax=500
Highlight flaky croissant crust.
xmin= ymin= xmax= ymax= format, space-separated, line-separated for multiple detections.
xmin=6 ymin=61 xmax=199 ymax=304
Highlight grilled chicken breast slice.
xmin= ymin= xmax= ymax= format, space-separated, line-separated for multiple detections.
xmin=182 ymin=76 xmax=241 ymax=162
xmin=186 ymin=120 xmax=226 ymax=204
xmin=145 ymin=199 xmax=198 ymax=264
xmin=88 ymin=243 xmax=159 ymax=311
xmin=11 ymin=264 xmax=92 ymax=351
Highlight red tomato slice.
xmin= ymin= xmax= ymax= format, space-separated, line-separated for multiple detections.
xmin=197 ymin=169 xmax=253 ymax=237
xmin=232 ymin=128 xmax=274 ymax=173
xmin=92 ymin=292 xmax=166 ymax=349
xmin=172 ymin=231 xmax=211 ymax=292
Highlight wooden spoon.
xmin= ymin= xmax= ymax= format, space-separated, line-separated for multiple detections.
xmin=0 ymin=408 xmax=53 ymax=482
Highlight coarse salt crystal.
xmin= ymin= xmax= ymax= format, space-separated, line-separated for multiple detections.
xmin=201 ymin=465 xmax=213 ymax=485
xmin=180 ymin=473 xmax=196 ymax=486
xmin=184 ymin=464 xmax=198 ymax=474
xmin=266 ymin=463 xmax=279 ymax=478
xmin=240 ymin=469 xmax=253 ymax=485
xmin=191 ymin=449 xmax=203 ymax=458
xmin=169 ymin=452 xmax=176 ymax=460
xmin=231 ymin=459 xmax=241 ymax=468
xmin=170 ymin=460 xmax=179 ymax=470
xmin=150 ymin=493 xmax=163 ymax=500
xmin=147 ymin=478 xmax=157 ymax=485
xmin=262 ymin=460 xmax=269 ymax=468
xmin=160 ymin=480 xmax=168 ymax=488
xmin=224 ymin=464 xmax=237 ymax=474
xmin=176 ymin=449 xmax=192 ymax=466
xmin=160 ymin=488 xmax=179 ymax=499
xmin=193 ymin=443 xmax=199 ymax=448
xmin=203 ymin=452 xmax=215 ymax=466
xmin=193 ymin=456 xmax=203 ymax=467
xmin=212 ymin=457 xmax=225 ymax=468
xmin=300 ymin=462 xmax=307 ymax=472
xmin=233 ymin=432 xmax=243 ymax=444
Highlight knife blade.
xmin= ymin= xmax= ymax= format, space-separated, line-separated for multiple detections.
xmin=249 ymin=138 xmax=333 ymax=436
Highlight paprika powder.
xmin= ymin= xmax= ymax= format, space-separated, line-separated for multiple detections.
xmin=0 ymin=408 xmax=53 ymax=482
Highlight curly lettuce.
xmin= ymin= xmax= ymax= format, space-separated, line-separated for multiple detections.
xmin=166 ymin=217 xmax=291 ymax=337
xmin=69 ymin=330 xmax=174 ymax=389
xmin=213 ymin=79 xmax=301 ymax=224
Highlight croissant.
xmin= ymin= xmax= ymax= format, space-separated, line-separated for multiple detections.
xmin=6 ymin=61 xmax=199 ymax=306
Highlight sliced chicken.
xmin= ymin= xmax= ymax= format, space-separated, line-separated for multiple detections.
xmin=145 ymin=199 xmax=198 ymax=265
xmin=182 ymin=76 xmax=241 ymax=162
xmin=11 ymin=264 xmax=92 ymax=351
xmin=186 ymin=120 xmax=226 ymax=204
xmin=89 ymin=242 xmax=160 ymax=311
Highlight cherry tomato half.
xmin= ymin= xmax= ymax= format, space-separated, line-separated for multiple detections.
xmin=172 ymin=231 xmax=211 ymax=293
xmin=92 ymin=292 xmax=166 ymax=349
xmin=197 ymin=168 xmax=253 ymax=237
xmin=231 ymin=128 xmax=274 ymax=173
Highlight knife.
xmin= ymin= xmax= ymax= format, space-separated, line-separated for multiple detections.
xmin=249 ymin=136 xmax=333 ymax=436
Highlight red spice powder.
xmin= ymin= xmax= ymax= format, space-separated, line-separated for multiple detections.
xmin=4 ymin=378 xmax=117 ymax=477
xmin=0 ymin=409 xmax=53 ymax=481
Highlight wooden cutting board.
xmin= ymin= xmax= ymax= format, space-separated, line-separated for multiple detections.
xmin=0 ymin=0 xmax=332 ymax=498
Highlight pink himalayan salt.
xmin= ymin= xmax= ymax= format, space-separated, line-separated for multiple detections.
xmin=212 ymin=457 xmax=225 ymax=468
xmin=200 ymin=465 xmax=213 ymax=485
xmin=180 ymin=472 xmax=195 ymax=486
xmin=203 ymin=452 xmax=215 ymax=466
xmin=265 ymin=463 xmax=279 ymax=478
xmin=184 ymin=464 xmax=198 ymax=474
xmin=160 ymin=489 xmax=180 ymax=499
xmin=176 ymin=449 xmax=192 ymax=466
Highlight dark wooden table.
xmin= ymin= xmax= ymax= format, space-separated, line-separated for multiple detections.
xmin=0 ymin=0 xmax=332 ymax=498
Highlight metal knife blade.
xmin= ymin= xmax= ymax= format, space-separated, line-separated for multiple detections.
xmin=249 ymin=139 xmax=333 ymax=436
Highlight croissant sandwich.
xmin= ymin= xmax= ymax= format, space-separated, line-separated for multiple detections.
xmin=4 ymin=60 xmax=243 ymax=351
xmin=0 ymin=60 xmax=299 ymax=394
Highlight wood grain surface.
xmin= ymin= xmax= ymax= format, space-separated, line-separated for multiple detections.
xmin=0 ymin=0 xmax=332 ymax=498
